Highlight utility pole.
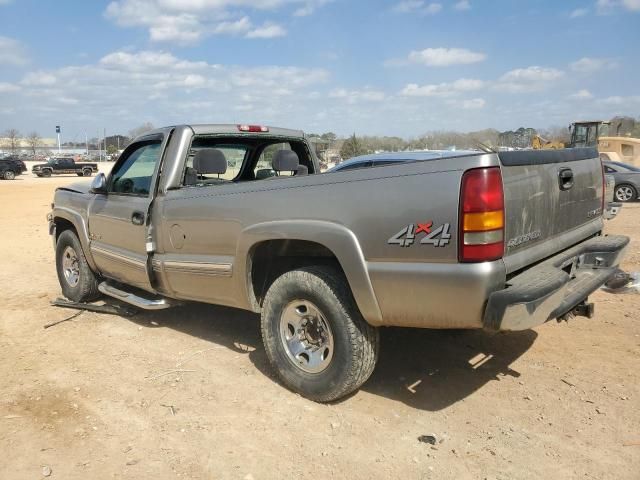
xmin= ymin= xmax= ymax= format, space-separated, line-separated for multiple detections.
xmin=85 ymin=132 xmax=88 ymax=157
xmin=97 ymin=129 xmax=102 ymax=162
xmin=56 ymin=125 xmax=61 ymax=153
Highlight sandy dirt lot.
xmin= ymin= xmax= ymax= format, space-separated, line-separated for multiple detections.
xmin=1 ymin=171 xmax=639 ymax=480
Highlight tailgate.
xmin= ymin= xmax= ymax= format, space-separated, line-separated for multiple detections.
xmin=499 ymin=148 xmax=604 ymax=274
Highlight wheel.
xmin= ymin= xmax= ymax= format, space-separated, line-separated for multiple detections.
xmin=55 ymin=229 xmax=101 ymax=302
xmin=261 ymin=266 xmax=379 ymax=402
xmin=42 ymin=169 xmax=52 ymax=177
xmin=82 ymin=168 xmax=92 ymax=177
xmin=614 ymin=184 xmax=637 ymax=202
xmin=3 ymin=170 xmax=15 ymax=180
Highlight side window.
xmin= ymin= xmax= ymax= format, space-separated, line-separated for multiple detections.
xmin=254 ymin=143 xmax=294 ymax=178
xmin=110 ymin=141 xmax=162 ymax=195
xmin=621 ymin=144 xmax=633 ymax=157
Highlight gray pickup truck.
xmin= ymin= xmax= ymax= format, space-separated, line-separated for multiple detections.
xmin=48 ymin=124 xmax=629 ymax=401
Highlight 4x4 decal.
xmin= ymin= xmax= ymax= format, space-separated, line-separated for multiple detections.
xmin=388 ymin=221 xmax=452 ymax=247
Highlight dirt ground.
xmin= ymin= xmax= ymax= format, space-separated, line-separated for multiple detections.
xmin=1 ymin=170 xmax=639 ymax=480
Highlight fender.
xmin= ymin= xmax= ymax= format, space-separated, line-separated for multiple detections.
xmin=52 ymin=206 xmax=98 ymax=271
xmin=235 ymin=219 xmax=384 ymax=326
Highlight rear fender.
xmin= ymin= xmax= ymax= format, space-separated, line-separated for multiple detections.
xmin=236 ymin=220 xmax=383 ymax=326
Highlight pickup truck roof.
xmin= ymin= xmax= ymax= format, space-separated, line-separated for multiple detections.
xmin=140 ymin=124 xmax=305 ymax=141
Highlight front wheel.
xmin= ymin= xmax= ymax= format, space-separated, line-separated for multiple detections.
xmin=55 ymin=230 xmax=101 ymax=302
xmin=3 ymin=170 xmax=15 ymax=180
xmin=82 ymin=168 xmax=92 ymax=177
xmin=615 ymin=184 xmax=637 ymax=202
xmin=42 ymin=169 xmax=52 ymax=177
xmin=261 ymin=266 xmax=379 ymax=402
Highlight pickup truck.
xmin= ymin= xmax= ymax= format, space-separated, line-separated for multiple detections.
xmin=0 ymin=156 xmax=27 ymax=180
xmin=48 ymin=124 xmax=629 ymax=402
xmin=33 ymin=157 xmax=98 ymax=177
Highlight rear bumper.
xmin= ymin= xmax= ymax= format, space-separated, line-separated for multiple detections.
xmin=484 ymin=235 xmax=629 ymax=331
xmin=604 ymin=202 xmax=622 ymax=220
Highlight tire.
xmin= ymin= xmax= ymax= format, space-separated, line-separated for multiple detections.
xmin=42 ymin=169 xmax=52 ymax=177
xmin=82 ymin=168 xmax=92 ymax=177
xmin=3 ymin=170 xmax=15 ymax=180
xmin=261 ymin=266 xmax=379 ymax=402
xmin=55 ymin=229 xmax=101 ymax=302
xmin=614 ymin=184 xmax=637 ymax=203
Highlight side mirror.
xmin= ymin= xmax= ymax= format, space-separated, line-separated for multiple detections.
xmin=90 ymin=173 xmax=107 ymax=194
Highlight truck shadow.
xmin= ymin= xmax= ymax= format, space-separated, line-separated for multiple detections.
xmin=127 ymin=303 xmax=536 ymax=411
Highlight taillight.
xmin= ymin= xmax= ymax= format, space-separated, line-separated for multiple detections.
xmin=459 ymin=167 xmax=504 ymax=262
xmin=238 ymin=124 xmax=269 ymax=133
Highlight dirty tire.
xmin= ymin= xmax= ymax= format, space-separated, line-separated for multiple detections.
xmin=55 ymin=229 xmax=101 ymax=303
xmin=3 ymin=170 xmax=15 ymax=180
xmin=261 ymin=266 xmax=379 ymax=402
xmin=82 ymin=168 xmax=92 ymax=177
xmin=42 ymin=169 xmax=52 ymax=177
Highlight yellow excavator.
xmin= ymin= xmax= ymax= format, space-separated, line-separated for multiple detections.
xmin=532 ymin=121 xmax=607 ymax=150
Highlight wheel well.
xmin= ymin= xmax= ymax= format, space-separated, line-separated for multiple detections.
xmin=248 ymin=239 xmax=345 ymax=309
xmin=54 ymin=217 xmax=77 ymax=241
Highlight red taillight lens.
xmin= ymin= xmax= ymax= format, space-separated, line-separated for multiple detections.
xmin=238 ymin=124 xmax=269 ymax=133
xmin=459 ymin=167 xmax=505 ymax=262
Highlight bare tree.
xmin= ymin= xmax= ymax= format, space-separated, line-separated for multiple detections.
xmin=25 ymin=131 xmax=41 ymax=158
xmin=128 ymin=122 xmax=155 ymax=139
xmin=2 ymin=128 xmax=21 ymax=153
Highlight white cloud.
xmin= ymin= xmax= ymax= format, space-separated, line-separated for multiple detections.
xmin=400 ymin=78 xmax=484 ymax=97
xmin=104 ymin=0 xmax=331 ymax=43
xmin=569 ymin=89 xmax=593 ymax=100
xmin=393 ymin=1 xmax=424 ymax=13
xmin=424 ymin=2 xmax=442 ymax=14
xmin=406 ymin=47 xmax=486 ymax=67
xmin=392 ymin=1 xmax=441 ymax=14
xmin=0 ymin=82 xmax=20 ymax=93
xmin=245 ymin=22 xmax=286 ymax=38
xmin=454 ymin=1 xmax=471 ymax=11
xmin=0 ymin=36 xmax=29 ymax=66
xmin=497 ymin=66 xmax=564 ymax=92
xmin=569 ymin=7 xmax=588 ymax=17
xmin=622 ymin=0 xmax=640 ymax=10
xmin=21 ymin=72 xmax=57 ymax=86
xmin=461 ymin=98 xmax=485 ymax=109
xmin=570 ymin=57 xmax=617 ymax=73
xmin=329 ymin=87 xmax=386 ymax=103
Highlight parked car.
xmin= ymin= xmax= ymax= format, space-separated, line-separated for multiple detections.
xmin=48 ymin=125 xmax=628 ymax=402
xmin=0 ymin=156 xmax=27 ymax=180
xmin=328 ymin=150 xmax=475 ymax=172
xmin=32 ymin=157 xmax=98 ymax=177
xmin=603 ymin=160 xmax=640 ymax=202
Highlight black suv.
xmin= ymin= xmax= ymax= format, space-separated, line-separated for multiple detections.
xmin=0 ymin=156 xmax=27 ymax=180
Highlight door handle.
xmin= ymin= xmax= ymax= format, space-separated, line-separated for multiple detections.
xmin=131 ymin=211 xmax=145 ymax=226
xmin=558 ymin=168 xmax=574 ymax=191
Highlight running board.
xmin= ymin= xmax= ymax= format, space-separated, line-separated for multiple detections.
xmin=98 ymin=282 xmax=174 ymax=310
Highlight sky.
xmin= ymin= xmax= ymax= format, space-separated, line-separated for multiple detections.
xmin=0 ymin=0 xmax=639 ymax=141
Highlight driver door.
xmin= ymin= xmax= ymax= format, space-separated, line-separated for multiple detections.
xmin=88 ymin=138 xmax=163 ymax=291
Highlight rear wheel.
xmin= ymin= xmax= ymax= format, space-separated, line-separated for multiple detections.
xmin=55 ymin=229 xmax=100 ymax=302
xmin=3 ymin=170 xmax=15 ymax=180
xmin=261 ymin=266 xmax=379 ymax=402
xmin=615 ymin=184 xmax=637 ymax=202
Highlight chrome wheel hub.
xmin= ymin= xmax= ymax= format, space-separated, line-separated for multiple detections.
xmin=279 ymin=300 xmax=334 ymax=374
xmin=616 ymin=186 xmax=634 ymax=202
xmin=62 ymin=246 xmax=80 ymax=287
